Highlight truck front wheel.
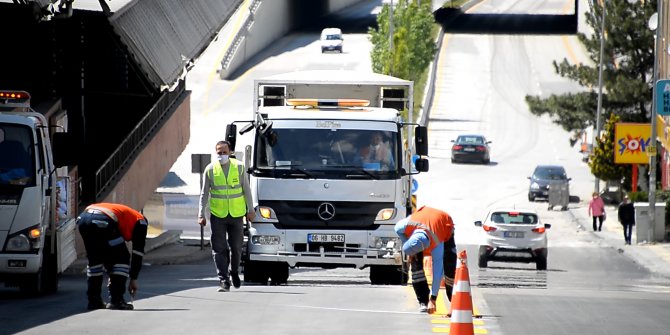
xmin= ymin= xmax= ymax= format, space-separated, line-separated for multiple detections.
xmin=243 ymin=259 xmax=270 ymax=284
xmin=270 ymin=263 xmax=289 ymax=285
xmin=20 ymin=241 xmax=59 ymax=296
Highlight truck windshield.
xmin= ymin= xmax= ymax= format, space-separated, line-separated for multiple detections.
xmin=0 ymin=124 xmax=35 ymax=187
xmin=255 ymin=128 xmax=399 ymax=179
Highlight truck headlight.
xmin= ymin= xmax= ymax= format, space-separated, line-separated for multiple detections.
xmin=375 ymin=208 xmax=395 ymax=221
xmin=370 ymin=237 xmax=398 ymax=250
xmin=6 ymin=235 xmax=31 ymax=251
xmin=258 ymin=206 xmax=277 ymax=219
xmin=251 ymin=235 xmax=280 ymax=245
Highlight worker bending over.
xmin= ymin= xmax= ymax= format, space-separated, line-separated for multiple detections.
xmin=395 ymin=206 xmax=456 ymax=314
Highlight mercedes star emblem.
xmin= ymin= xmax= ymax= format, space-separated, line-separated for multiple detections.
xmin=317 ymin=202 xmax=335 ymax=221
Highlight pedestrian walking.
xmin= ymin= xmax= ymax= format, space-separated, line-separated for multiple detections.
xmin=617 ymin=195 xmax=635 ymax=245
xmin=198 ymin=140 xmax=255 ymax=292
xmin=395 ymin=206 xmax=456 ymax=314
xmin=77 ymin=202 xmax=148 ymax=310
xmin=588 ymin=192 xmax=606 ymax=231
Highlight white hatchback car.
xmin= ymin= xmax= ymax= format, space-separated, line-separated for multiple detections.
xmin=475 ymin=208 xmax=551 ymax=270
xmin=320 ymin=28 xmax=343 ymax=53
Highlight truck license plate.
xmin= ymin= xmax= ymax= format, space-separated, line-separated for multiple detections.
xmin=308 ymin=234 xmax=345 ymax=243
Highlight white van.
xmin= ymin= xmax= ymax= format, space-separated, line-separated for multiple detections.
xmin=320 ymin=28 xmax=343 ymax=53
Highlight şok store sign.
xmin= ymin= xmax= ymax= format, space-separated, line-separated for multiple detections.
xmin=614 ymin=123 xmax=651 ymax=164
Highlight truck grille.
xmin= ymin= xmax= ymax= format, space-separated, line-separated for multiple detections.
xmin=293 ymin=243 xmax=361 ymax=252
xmin=261 ymin=200 xmax=393 ymax=230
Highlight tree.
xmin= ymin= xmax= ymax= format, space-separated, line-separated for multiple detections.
xmin=369 ymin=0 xmax=436 ymax=84
xmin=526 ymin=0 xmax=656 ymax=133
xmin=588 ymin=113 xmax=630 ymax=184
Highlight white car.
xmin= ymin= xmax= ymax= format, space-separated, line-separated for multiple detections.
xmin=474 ymin=208 xmax=551 ymax=270
xmin=320 ymin=28 xmax=343 ymax=53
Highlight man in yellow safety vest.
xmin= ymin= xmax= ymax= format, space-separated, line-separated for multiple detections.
xmin=198 ymin=140 xmax=255 ymax=292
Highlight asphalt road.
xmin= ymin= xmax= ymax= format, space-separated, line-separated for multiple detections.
xmin=419 ymin=0 xmax=670 ymax=334
xmin=4 ymin=1 xmax=669 ymax=335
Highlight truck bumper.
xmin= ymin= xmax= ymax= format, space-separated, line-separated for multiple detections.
xmin=0 ymin=253 xmax=41 ymax=274
xmin=248 ymin=225 xmax=402 ymax=269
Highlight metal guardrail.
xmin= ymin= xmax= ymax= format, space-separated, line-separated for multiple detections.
xmin=221 ymin=0 xmax=262 ymax=71
xmin=95 ymin=80 xmax=185 ymax=200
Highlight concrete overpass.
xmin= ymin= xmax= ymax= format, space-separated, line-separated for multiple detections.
xmin=0 ymin=0 xmax=364 ymax=212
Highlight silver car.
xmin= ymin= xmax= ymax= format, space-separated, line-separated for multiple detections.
xmin=475 ymin=208 xmax=551 ymax=270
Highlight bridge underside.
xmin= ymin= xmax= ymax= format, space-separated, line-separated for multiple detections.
xmin=0 ymin=0 xmax=378 ymax=210
xmin=0 ymin=1 xmax=244 ymax=209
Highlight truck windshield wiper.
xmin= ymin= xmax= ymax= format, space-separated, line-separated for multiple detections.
xmin=327 ymin=164 xmax=379 ymax=180
xmin=267 ymin=164 xmax=316 ymax=178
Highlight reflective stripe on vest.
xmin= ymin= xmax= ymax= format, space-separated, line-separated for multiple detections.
xmin=404 ymin=220 xmax=440 ymax=254
xmin=86 ymin=205 xmax=118 ymax=222
xmin=209 ymin=158 xmax=246 ymax=218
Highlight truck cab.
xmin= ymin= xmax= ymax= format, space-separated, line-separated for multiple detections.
xmin=0 ymin=91 xmax=76 ymax=294
xmin=226 ymin=71 xmax=428 ymax=285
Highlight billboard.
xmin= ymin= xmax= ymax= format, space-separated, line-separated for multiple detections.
xmin=614 ymin=123 xmax=651 ymax=164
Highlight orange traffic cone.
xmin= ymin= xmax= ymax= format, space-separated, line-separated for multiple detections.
xmin=449 ymin=250 xmax=474 ymax=335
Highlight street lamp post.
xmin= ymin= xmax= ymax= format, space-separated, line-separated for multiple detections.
xmin=594 ymin=0 xmax=607 ymax=194
xmin=648 ymin=5 xmax=663 ymax=243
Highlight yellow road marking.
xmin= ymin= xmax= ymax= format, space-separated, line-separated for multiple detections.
xmin=431 ymin=319 xmax=485 ymax=326
xmin=203 ymin=0 xmax=250 ymax=116
xmin=431 ymin=327 xmax=489 ymax=334
xmin=559 ymin=0 xmax=580 ymax=66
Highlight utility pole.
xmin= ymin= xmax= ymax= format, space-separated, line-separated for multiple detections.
xmin=594 ymin=0 xmax=606 ymax=194
xmin=648 ymin=2 xmax=663 ymax=243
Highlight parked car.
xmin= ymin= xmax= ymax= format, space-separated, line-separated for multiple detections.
xmin=450 ymin=134 xmax=491 ymax=164
xmin=320 ymin=28 xmax=343 ymax=53
xmin=475 ymin=208 xmax=551 ymax=270
xmin=527 ymin=165 xmax=570 ymax=201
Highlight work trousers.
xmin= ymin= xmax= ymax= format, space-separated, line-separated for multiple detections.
xmin=210 ymin=214 xmax=244 ymax=282
xmin=592 ymin=215 xmax=604 ymax=231
xmin=77 ymin=211 xmax=131 ymax=305
xmin=410 ymin=235 xmax=457 ymax=305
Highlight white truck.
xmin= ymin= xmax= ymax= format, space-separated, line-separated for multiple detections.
xmin=0 ymin=90 xmax=77 ymax=294
xmin=225 ymin=70 xmax=429 ymax=285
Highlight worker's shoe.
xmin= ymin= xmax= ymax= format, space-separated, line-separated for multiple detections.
xmin=87 ymin=300 xmax=107 ymax=311
xmin=418 ymin=303 xmax=428 ymax=313
xmin=106 ymin=301 xmax=134 ymax=310
xmin=217 ymin=280 xmax=231 ymax=292
xmin=231 ymin=272 xmax=241 ymax=289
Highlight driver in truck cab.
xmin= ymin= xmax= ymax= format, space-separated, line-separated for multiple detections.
xmin=395 ymin=206 xmax=457 ymax=314
xmin=354 ymin=131 xmax=394 ymax=170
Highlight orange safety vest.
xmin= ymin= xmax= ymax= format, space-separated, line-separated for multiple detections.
xmin=402 ymin=206 xmax=454 ymax=255
xmin=86 ymin=203 xmax=145 ymax=241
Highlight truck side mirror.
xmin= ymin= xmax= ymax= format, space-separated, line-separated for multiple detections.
xmin=52 ymin=132 xmax=78 ymax=167
xmin=415 ymin=125 xmax=428 ymax=156
xmin=225 ymin=124 xmax=237 ymax=151
xmin=414 ymin=158 xmax=429 ymax=172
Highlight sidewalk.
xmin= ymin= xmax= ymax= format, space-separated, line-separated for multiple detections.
xmin=568 ymin=202 xmax=670 ymax=279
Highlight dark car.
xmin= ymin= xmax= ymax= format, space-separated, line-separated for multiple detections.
xmin=527 ymin=165 xmax=571 ymax=201
xmin=451 ymin=134 xmax=491 ymax=164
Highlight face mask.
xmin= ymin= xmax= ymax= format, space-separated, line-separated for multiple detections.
xmin=218 ymin=154 xmax=229 ymax=164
